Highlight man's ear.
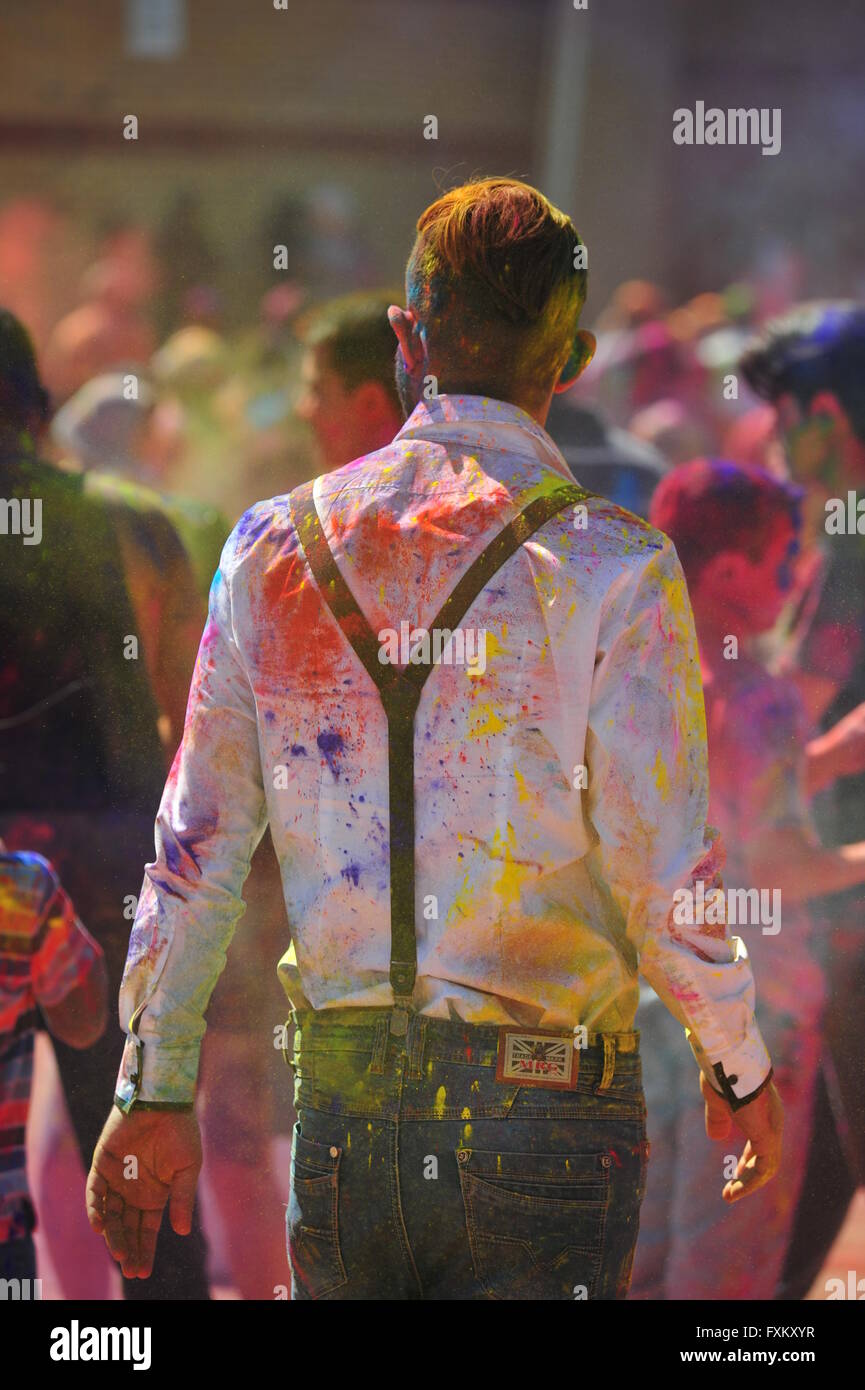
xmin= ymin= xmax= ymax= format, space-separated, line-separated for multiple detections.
xmin=388 ymin=305 xmax=425 ymax=374
xmin=554 ymin=329 xmax=596 ymax=395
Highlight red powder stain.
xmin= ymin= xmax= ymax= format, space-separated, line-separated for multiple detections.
xmin=609 ymin=1149 xmax=622 ymax=1168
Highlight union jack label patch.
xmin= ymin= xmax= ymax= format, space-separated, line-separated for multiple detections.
xmin=495 ymin=1028 xmax=580 ymax=1090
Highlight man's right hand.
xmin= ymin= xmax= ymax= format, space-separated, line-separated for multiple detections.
xmin=699 ymin=1071 xmax=784 ymax=1204
xmin=86 ymin=1106 xmax=202 ymax=1279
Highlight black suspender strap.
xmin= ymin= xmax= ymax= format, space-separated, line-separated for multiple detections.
xmin=290 ymin=478 xmax=593 ymax=1032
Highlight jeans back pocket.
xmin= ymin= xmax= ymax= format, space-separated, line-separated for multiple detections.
xmin=287 ymin=1124 xmax=348 ymax=1299
xmin=457 ymin=1146 xmax=611 ymax=1300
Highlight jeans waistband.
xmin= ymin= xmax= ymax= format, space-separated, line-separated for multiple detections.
xmin=287 ymin=1006 xmax=640 ymax=1068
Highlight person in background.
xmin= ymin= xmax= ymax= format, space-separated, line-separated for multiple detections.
xmin=633 ymin=459 xmax=865 ymax=1299
xmin=52 ymin=371 xmax=228 ymax=603
xmin=740 ymin=304 xmax=865 ymax=1297
xmin=0 ymin=307 xmax=210 ymax=1299
xmin=0 ymin=842 xmax=107 ymax=1286
xmin=294 ymin=289 xmax=405 ymax=471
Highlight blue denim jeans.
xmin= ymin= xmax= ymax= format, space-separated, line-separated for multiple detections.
xmin=286 ymin=1008 xmax=649 ymax=1300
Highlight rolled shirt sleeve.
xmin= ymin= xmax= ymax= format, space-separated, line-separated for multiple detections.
xmin=115 ymin=523 xmax=269 ymax=1111
xmin=586 ymin=535 xmax=772 ymax=1103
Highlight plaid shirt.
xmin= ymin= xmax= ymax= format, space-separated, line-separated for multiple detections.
xmin=0 ymin=851 xmax=99 ymax=1242
xmin=116 ymin=395 xmax=771 ymax=1112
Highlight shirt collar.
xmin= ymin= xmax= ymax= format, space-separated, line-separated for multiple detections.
xmin=394 ymin=394 xmax=573 ymax=482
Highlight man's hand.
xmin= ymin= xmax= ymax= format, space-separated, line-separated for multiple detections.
xmin=86 ymin=1107 xmax=202 ymax=1279
xmin=699 ymin=1071 xmax=784 ymax=1204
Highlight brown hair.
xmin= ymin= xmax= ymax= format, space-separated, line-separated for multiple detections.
xmin=407 ymin=178 xmax=587 ymax=407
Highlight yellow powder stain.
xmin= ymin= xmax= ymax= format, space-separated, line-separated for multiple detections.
xmin=483 ymin=631 xmax=504 ymax=662
xmin=650 ymin=747 xmax=670 ymax=800
xmin=513 ymin=767 xmax=532 ymax=804
xmin=471 ymin=703 xmax=507 ymax=738
xmin=447 ymin=867 xmax=475 ymax=921
xmin=346 ymin=1131 xmax=351 ymax=1152
xmin=497 ymin=1154 xmax=502 ymax=1175
xmin=470 ymin=1079 xmax=480 ymax=1093
xmin=490 ymin=822 xmax=528 ymax=908
xmin=502 ymin=622 xmax=508 ymax=640
xmin=434 ymin=1085 xmax=447 ymax=1118
xmin=461 ymin=1107 xmax=471 ymax=1120
xmin=426 ymin=1061 xmax=434 ymax=1077
xmin=462 ymin=1123 xmax=473 ymax=1142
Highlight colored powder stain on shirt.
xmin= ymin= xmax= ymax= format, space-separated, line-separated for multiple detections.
xmin=317 ymin=728 xmax=344 ymax=778
xmin=490 ymin=822 xmax=529 ymax=907
xmin=650 ymin=746 xmax=670 ymax=800
xmin=290 ymin=744 xmax=306 ymax=757
xmin=470 ymin=703 xmax=506 ymax=738
xmin=434 ymin=1085 xmax=447 ymax=1118
xmin=513 ymin=766 xmax=532 ymax=804
xmin=340 ymin=863 xmax=360 ymax=886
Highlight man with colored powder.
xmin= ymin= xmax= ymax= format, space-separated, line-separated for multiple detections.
xmin=633 ymin=459 xmax=865 ymax=1300
xmin=88 ymin=179 xmax=781 ymax=1300
xmin=740 ymin=305 xmax=865 ymax=1295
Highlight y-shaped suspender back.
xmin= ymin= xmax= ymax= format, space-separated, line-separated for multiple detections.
xmin=290 ymin=478 xmax=593 ymax=1034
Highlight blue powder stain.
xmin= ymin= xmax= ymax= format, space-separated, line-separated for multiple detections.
xmin=290 ymin=744 xmax=307 ymax=756
xmin=341 ymin=863 xmax=360 ymax=886
xmin=264 ymin=710 xmax=276 ymax=724
xmin=317 ymin=728 xmax=344 ymax=779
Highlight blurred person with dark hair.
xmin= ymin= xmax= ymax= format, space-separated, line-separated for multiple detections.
xmin=295 ymin=290 xmax=404 ymax=471
xmin=88 ymin=178 xmax=779 ymax=1301
xmin=0 ymin=307 xmax=210 ymax=1299
xmin=741 ymin=303 xmax=865 ymax=1296
xmin=633 ymin=459 xmax=865 ymax=1299
xmin=0 ymin=842 xmax=107 ymax=1286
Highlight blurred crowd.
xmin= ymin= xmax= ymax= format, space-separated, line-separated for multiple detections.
xmin=1 ymin=186 xmax=864 ymax=1300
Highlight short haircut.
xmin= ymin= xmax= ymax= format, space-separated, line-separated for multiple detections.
xmin=649 ymin=458 xmax=803 ymax=591
xmin=740 ymin=301 xmax=865 ymax=444
xmin=406 ymin=178 xmax=587 ymax=408
xmin=297 ymin=290 xmax=403 ymax=414
xmin=0 ymin=308 xmax=51 ymax=436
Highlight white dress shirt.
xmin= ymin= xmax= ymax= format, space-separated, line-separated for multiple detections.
xmin=115 ymin=394 xmax=771 ymax=1109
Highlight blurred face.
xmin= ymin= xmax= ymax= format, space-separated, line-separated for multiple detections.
xmin=775 ymin=393 xmax=841 ymax=489
xmin=697 ymin=516 xmax=800 ymax=635
xmin=296 ymin=345 xmax=398 ymax=470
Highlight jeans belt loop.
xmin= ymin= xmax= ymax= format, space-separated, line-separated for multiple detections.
xmin=369 ymin=1015 xmax=389 ymax=1075
xmin=407 ymin=1014 xmax=427 ymax=1080
xmin=595 ymin=1035 xmax=617 ymax=1094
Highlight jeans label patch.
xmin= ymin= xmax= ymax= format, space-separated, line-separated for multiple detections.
xmin=495 ymin=1028 xmax=580 ymax=1089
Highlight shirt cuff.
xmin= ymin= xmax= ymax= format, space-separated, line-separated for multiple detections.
xmin=686 ymin=1023 xmax=773 ymax=1107
xmin=114 ymin=1031 xmax=200 ymax=1113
